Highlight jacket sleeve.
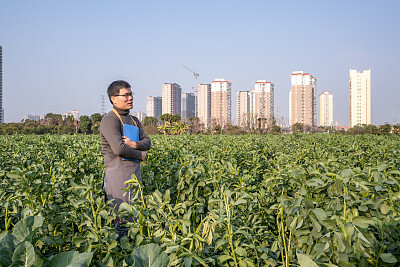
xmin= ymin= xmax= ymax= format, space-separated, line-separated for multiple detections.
xmin=135 ymin=117 xmax=151 ymax=151
xmin=100 ymin=115 xmax=144 ymax=160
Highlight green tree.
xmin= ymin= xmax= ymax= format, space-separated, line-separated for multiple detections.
xmin=79 ymin=115 xmax=92 ymax=134
xmin=172 ymin=114 xmax=181 ymax=123
xmin=90 ymin=113 xmax=104 ymax=134
xmin=292 ymin=123 xmax=304 ymax=133
xmin=393 ymin=124 xmax=400 ymax=135
xmin=91 ymin=113 xmax=103 ymax=124
xmin=270 ymin=125 xmax=281 ymax=135
xmin=143 ymin=116 xmax=159 ymax=126
xmin=160 ymin=113 xmax=181 ymax=123
xmin=160 ymin=113 xmax=173 ymax=123
xmin=44 ymin=113 xmax=62 ymax=125
xmin=379 ymin=124 xmax=392 ymax=134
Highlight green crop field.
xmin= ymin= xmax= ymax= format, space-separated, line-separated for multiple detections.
xmin=0 ymin=134 xmax=400 ymax=266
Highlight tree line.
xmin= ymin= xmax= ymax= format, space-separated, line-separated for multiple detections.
xmin=0 ymin=113 xmax=104 ymax=135
xmin=0 ymin=112 xmax=399 ymax=135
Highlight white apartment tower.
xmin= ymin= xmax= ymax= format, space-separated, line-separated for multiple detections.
xmin=350 ymin=69 xmax=371 ymax=127
xmin=252 ymin=80 xmax=274 ymax=127
xmin=289 ymin=71 xmax=317 ymax=127
xmin=197 ymin=84 xmax=211 ymax=127
xmin=147 ymin=96 xmax=162 ymax=119
xmin=319 ymin=90 xmax=333 ymax=127
xmin=211 ymin=79 xmax=231 ymax=127
xmin=0 ymin=46 xmax=3 ymax=123
xmin=162 ymin=83 xmax=182 ymax=116
xmin=236 ymin=91 xmax=251 ymax=128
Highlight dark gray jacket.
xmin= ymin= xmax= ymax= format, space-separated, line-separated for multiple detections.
xmin=100 ymin=106 xmax=151 ymax=166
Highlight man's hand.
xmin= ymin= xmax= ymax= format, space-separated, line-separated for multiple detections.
xmin=141 ymin=151 xmax=147 ymax=161
xmin=122 ymin=136 xmax=138 ymax=149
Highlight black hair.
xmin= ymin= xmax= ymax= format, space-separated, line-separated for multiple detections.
xmin=107 ymin=80 xmax=131 ymax=104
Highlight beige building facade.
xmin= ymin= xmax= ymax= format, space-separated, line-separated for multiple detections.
xmin=197 ymin=84 xmax=211 ymax=127
xmin=350 ymin=69 xmax=371 ymax=127
xmin=162 ymin=83 xmax=181 ymax=116
xmin=252 ymin=80 xmax=274 ymax=128
xmin=236 ymin=91 xmax=251 ymax=128
xmin=289 ymin=71 xmax=317 ymax=127
xmin=211 ymin=79 xmax=231 ymax=127
xmin=319 ymin=90 xmax=333 ymax=127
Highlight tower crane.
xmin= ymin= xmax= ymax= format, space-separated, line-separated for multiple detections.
xmin=183 ymin=65 xmax=199 ymax=117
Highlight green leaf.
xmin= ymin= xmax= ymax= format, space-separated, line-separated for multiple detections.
xmin=357 ymin=232 xmax=371 ymax=245
xmin=377 ymin=164 xmax=388 ymax=172
xmin=313 ymin=208 xmax=327 ymax=222
xmin=235 ymin=247 xmax=247 ymax=257
xmin=0 ymin=234 xmax=20 ymax=266
xmin=127 ymin=243 xmax=169 ymax=267
xmin=163 ymin=189 xmax=171 ymax=203
xmin=233 ymin=198 xmax=247 ymax=206
xmin=119 ymin=202 xmax=134 ymax=213
xmin=352 ymin=216 xmax=375 ymax=228
xmin=380 ymin=253 xmax=397 ymax=263
xmin=296 ymin=251 xmax=318 ymax=267
xmin=340 ymin=169 xmax=353 ymax=179
xmin=218 ymin=254 xmax=233 ymax=263
xmin=12 ymin=216 xmax=44 ymax=243
xmin=11 ymin=241 xmax=36 ymax=267
xmin=164 ymin=245 xmax=179 ymax=254
xmin=44 ymin=251 xmax=93 ymax=267
xmin=310 ymin=216 xmax=321 ymax=232
xmin=380 ymin=202 xmax=390 ymax=215
xmin=184 ymin=257 xmax=192 ymax=267
xmin=304 ymin=199 xmax=314 ymax=209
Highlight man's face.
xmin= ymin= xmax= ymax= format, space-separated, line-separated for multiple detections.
xmin=111 ymin=87 xmax=133 ymax=110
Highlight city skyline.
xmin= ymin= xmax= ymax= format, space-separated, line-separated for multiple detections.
xmin=1 ymin=1 xmax=399 ymax=126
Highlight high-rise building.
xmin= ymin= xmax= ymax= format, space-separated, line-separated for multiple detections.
xmin=236 ymin=91 xmax=251 ymax=128
xmin=197 ymin=84 xmax=211 ymax=127
xmin=181 ymin=92 xmax=195 ymax=120
xmin=162 ymin=83 xmax=181 ymax=116
xmin=211 ymin=79 xmax=231 ymax=127
xmin=252 ymin=80 xmax=274 ymax=128
xmin=147 ymin=96 xmax=162 ymax=119
xmin=289 ymin=71 xmax=316 ymax=127
xmin=350 ymin=69 xmax=371 ymax=127
xmin=319 ymin=90 xmax=333 ymax=127
xmin=0 ymin=45 xmax=3 ymax=123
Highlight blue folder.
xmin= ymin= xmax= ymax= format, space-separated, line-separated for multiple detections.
xmin=123 ymin=124 xmax=139 ymax=161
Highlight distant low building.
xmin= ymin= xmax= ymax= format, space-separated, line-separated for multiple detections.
xmin=62 ymin=110 xmax=79 ymax=121
xmin=131 ymin=111 xmax=146 ymax=122
xmin=334 ymin=125 xmax=349 ymax=131
xmin=24 ymin=114 xmax=40 ymax=121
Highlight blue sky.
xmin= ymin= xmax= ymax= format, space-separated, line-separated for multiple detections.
xmin=1 ymin=0 xmax=399 ymax=126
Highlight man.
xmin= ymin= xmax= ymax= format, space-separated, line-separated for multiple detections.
xmin=100 ymin=80 xmax=151 ymax=239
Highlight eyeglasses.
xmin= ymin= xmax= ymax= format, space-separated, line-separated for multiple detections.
xmin=114 ymin=92 xmax=134 ymax=98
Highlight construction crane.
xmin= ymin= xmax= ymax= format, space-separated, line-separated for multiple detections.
xmin=183 ymin=65 xmax=199 ymax=117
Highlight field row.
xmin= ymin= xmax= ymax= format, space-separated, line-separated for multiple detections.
xmin=0 ymin=134 xmax=399 ymax=266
